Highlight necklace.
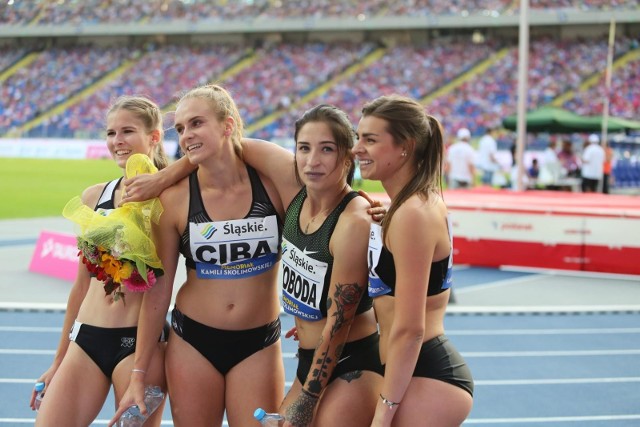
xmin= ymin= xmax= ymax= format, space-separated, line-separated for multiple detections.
xmin=304 ymin=207 xmax=331 ymax=234
xmin=303 ymin=185 xmax=350 ymax=234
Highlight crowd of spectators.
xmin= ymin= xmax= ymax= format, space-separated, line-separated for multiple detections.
xmin=257 ymin=39 xmax=498 ymax=140
xmin=0 ymin=46 xmax=26 ymax=71
xmin=562 ymin=56 xmax=640 ymax=119
xmin=21 ymin=42 xmax=374 ymax=139
xmin=528 ymin=0 xmax=638 ymax=10
xmin=385 ymin=0 xmax=509 ymax=17
xmin=1 ymin=0 xmax=637 ymax=26
xmin=0 ymin=46 xmax=131 ymax=131
xmin=1 ymin=35 xmax=638 ymax=142
xmin=27 ymin=44 xmax=246 ymax=138
xmin=222 ymin=42 xmax=375 ymax=128
xmin=429 ymin=36 xmax=633 ymax=137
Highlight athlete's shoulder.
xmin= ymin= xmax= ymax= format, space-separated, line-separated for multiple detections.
xmin=340 ymin=192 xmax=372 ymax=222
xmin=160 ymin=175 xmax=189 ymax=202
xmin=80 ymin=181 xmax=110 ymax=207
xmin=395 ymin=194 xmax=445 ymax=228
xmin=333 ymin=195 xmax=372 ymax=246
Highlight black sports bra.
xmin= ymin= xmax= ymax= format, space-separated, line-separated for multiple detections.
xmin=281 ymin=187 xmax=373 ymax=321
xmin=367 ymin=220 xmax=453 ymax=298
xmin=179 ymin=166 xmax=283 ymax=279
xmin=95 ymin=177 xmax=122 ymax=212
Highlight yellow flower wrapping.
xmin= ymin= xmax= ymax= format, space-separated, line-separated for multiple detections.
xmin=63 ymin=154 xmax=164 ymax=283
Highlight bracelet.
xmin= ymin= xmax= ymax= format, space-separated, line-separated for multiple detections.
xmin=131 ymin=369 xmax=146 ymax=374
xmin=380 ymin=393 xmax=400 ymax=409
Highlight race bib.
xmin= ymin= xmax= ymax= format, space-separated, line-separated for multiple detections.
xmin=368 ymin=223 xmax=392 ymax=297
xmin=281 ymin=239 xmax=328 ymax=321
xmin=96 ymin=208 xmax=113 ymax=217
xmin=442 ymin=215 xmax=454 ymax=290
xmin=189 ymin=215 xmax=279 ymax=279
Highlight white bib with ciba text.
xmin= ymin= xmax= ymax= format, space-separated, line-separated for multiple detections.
xmin=189 ymin=215 xmax=279 ymax=279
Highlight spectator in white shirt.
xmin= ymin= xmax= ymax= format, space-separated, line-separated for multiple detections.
xmin=581 ymin=133 xmax=605 ymax=193
xmin=539 ymin=139 xmax=561 ymax=186
xmin=476 ymin=126 xmax=499 ymax=185
xmin=446 ymin=128 xmax=476 ymax=189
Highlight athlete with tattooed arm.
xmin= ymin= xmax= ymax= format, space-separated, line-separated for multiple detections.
xmin=245 ymin=104 xmax=383 ymax=427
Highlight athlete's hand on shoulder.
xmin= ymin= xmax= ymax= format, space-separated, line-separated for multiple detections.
xmin=358 ymin=189 xmax=387 ymax=223
xmin=285 ymin=326 xmax=299 ymax=341
xmin=119 ymin=173 xmax=160 ymax=206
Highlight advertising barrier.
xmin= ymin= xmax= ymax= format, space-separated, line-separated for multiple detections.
xmin=0 ymin=138 xmax=178 ymax=160
xmin=447 ymin=190 xmax=640 ymax=275
xmin=28 ymin=231 xmax=78 ymax=282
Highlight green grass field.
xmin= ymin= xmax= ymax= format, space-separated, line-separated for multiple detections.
xmin=0 ymin=158 xmax=386 ymax=219
xmin=0 ymin=158 xmax=120 ymax=219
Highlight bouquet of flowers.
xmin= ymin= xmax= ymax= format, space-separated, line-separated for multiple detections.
xmin=63 ymin=154 xmax=164 ymax=303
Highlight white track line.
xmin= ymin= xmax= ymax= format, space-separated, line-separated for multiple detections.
xmin=500 ymin=265 xmax=640 ymax=281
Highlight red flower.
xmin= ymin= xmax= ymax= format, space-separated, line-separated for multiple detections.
xmin=122 ymin=268 xmax=157 ymax=293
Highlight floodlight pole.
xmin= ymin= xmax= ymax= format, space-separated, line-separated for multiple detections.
xmin=515 ymin=0 xmax=529 ymax=191
xmin=601 ymin=18 xmax=616 ymax=149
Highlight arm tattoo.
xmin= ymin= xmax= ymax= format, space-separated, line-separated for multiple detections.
xmin=340 ymin=370 xmax=363 ymax=383
xmin=286 ymin=389 xmax=319 ymax=427
xmin=330 ymin=282 xmax=364 ymax=336
xmin=306 ymin=282 xmax=364 ymax=395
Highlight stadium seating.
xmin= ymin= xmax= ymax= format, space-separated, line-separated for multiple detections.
xmin=1 ymin=1 xmax=638 ymax=190
xmin=1 ymin=0 xmax=636 ymax=25
xmin=1 ymin=36 xmax=638 ymax=142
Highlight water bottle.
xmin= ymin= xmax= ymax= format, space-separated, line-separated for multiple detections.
xmin=34 ymin=382 xmax=45 ymax=411
xmin=253 ymin=407 xmax=285 ymax=426
xmin=116 ymin=385 xmax=164 ymax=427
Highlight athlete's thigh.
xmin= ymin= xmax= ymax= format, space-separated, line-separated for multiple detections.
xmin=279 ymin=378 xmax=303 ymax=414
xmin=225 ymin=340 xmax=285 ymax=426
xmin=35 ymin=343 xmax=110 ymax=427
xmin=393 ymin=378 xmax=473 ymax=427
xmin=165 ymin=332 xmax=225 ymax=427
xmin=313 ymin=370 xmax=382 ymax=427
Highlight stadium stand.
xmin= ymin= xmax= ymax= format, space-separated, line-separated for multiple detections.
xmin=1 ymin=0 xmax=639 ymax=188
xmin=1 ymin=0 xmax=637 ymax=25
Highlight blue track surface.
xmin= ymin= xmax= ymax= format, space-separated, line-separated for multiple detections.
xmin=1 ymin=267 xmax=639 ymax=426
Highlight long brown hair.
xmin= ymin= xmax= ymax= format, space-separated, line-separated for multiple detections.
xmin=360 ymin=95 xmax=444 ymax=239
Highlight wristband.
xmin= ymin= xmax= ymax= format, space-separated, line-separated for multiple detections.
xmin=380 ymin=393 xmax=400 ymax=409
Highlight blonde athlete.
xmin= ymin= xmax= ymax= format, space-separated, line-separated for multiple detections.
xmin=32 ymin=96 xmax=168 ymax=427
xmin=111 ymin=85 xmax=286 ymax=427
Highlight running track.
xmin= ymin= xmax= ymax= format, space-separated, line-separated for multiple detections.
xmin=0 ymin=269 xmax=640 ymax=427
xmin=0 ymin=217 xmax=639 ymax=426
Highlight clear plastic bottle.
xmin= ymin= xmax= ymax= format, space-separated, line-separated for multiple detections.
xmin=34 ymin=382 xmax=45 ymax=411
xmin=253 ymin=407 xmax=285 ymax=426
xmin=116 ymin=385 xmax=164 ymax=427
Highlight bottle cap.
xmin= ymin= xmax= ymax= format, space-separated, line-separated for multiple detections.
xmin=34 ymin=382 xmax=45 ymax=392
xmin=253 ymin=408 xmax=266 ymax=420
